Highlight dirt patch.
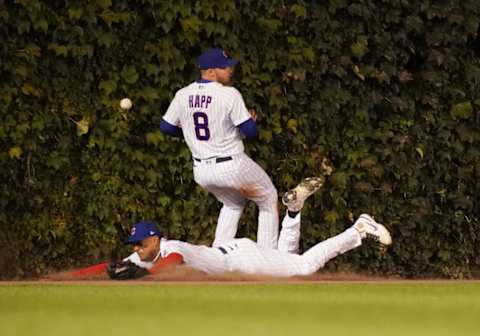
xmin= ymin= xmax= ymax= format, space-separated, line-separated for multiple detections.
xmin=1 ymin=266 xmax=476 ymax=285
xmin=34 ymin=265 xmax=396 ymax=282
xmin=1 ymin=265 xmax=479 ymax=285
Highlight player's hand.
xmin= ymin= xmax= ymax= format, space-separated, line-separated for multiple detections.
xmin=320 ymin=157 xmax=334 ymax=176
xmin=106 ymin=260 xmax=149 ymax=280
xmin=249 ymin=109 xmax=257 ymax=122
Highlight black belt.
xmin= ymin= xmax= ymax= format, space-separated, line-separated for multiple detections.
xmin=217 ymin=247 xmax=228 ymax=254
xmin=194 ymin=156 xmax=232 ymax=163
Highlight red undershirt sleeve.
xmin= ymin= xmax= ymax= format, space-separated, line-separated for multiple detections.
xmin=148 ymin=253 xmax=184 ymax=274
xmin=69 ymin=262 xmax=109 ymax=277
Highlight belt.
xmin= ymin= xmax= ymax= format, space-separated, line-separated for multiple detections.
xmin=194 ymin=156 xmax=232 ymax=163
xmin=217 ymin=247 xmax=228 ymax=254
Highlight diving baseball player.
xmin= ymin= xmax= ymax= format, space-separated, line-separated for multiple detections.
xmin=160 ymin=47 xmax=278 ymax=249
xmin=106 ymin=178 xmax=392 ymax=279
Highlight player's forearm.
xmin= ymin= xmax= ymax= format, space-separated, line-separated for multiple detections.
xmin=148 ymin=252 xmax=184 ymax=274
xmin=69 ymin=262 xmax=109 ymax=277
xmin=237 ymin=118 xmax=257 ymax=139
xmin=160 ymin=119 xmax=183 ymax=137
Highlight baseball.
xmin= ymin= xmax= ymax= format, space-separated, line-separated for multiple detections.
xmin=120 ymin=98 xmax=132 ymax=110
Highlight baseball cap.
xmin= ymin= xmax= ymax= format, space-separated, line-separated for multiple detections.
xmin=197 ymin=48 xmax=239 ymax=70
xmin=126 ymin=220 xmax=161 ymax=244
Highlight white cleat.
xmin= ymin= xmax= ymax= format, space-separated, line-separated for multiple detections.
xmin=353 ymin=214 xmax=392 ymax=246
xmin=282 ymin=177 xmax=325 ymax=212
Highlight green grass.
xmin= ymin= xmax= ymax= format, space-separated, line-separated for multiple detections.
xmin=1 ymin=283 xmax=479 ymax=336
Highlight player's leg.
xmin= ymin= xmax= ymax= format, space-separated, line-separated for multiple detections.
xmin=225 ymin=237 xmax=352 ymax=278
xmin=194 ymin=154 xmax=279 ymax=249
xmin=247 ymin=230 xmax=359 ymax=277
xmin=278 ymin=177 xmax=325 ymax=253
xmin=234 ymin=154 xmax=279 ymax=249
xmin=203 ymin=185 xmax=247 ymax=247
xmin=300 ymin=228 xmax=362 ymax=273
xmin=193 ymin=164 xmax=247 ymax=246
xmin=277 ymin=211 xmax=301 ymax=254
xmin=214 ymin=182 xmax=278 ymax=249
xmin=257 ymin=196 xmax=279 ymax=249
xmin=213 ymin=202 xmax=245 ymax=247
xmin=300 ymin=214 xmax=392 ymax=273
xmin=218 ymin=238 xmax=267 ymax=274
xmin=234 ymin=221 xmax=360 ymax=277
xmin=229 ymin=240 xmax=314 ymax=277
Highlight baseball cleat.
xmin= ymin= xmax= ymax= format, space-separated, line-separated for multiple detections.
xmin=353 ymin=214 xmax=392 ymax=245
xmin=282 ymin=177 xmax=325 ymax=212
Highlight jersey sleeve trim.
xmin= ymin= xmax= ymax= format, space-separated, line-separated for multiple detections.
xmin=160 ymin=118 xmax=183 ymax=137
xmin=69 ymin=262 xmax=109 ymax=277
xmin=237 ymin=118 xmax=257 ymax=139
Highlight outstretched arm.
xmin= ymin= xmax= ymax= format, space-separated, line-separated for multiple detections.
xmin=106 ymin=252 xmax=184 ymax=280
xmin=69 ymin=262 xmax=109 ymax=277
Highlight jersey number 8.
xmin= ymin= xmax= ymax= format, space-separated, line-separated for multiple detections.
xmin=193 ymin=112 xmax=210 ymax=141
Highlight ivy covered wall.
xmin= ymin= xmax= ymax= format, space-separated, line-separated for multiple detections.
xmin=1 ymin=0 xmax=479 ymax=278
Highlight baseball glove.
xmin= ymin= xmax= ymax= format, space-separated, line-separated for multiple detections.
xmin=106 ymin=260 xmax=149 ymax=280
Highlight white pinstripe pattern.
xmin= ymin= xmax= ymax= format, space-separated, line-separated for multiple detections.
xmin=161 ymin=240 xmax=229 ymax=274
xmin=163 ymin=81 xmax=250 ymax=159
xmin=126 ymin=217 xmax=362 ymax=277
xmin=193 ymin=153 xmax=279 ymax=248
xmin=278 ymin=212 xmax=301 ymax=254
xmin=125 ymin=239 xmax=228 ymax=274
xmin=163 ymin=82 xmax=278 ymax=249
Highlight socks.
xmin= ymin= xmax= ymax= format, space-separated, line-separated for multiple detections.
xmin=287 ymin=210 xmax=299 ymax=218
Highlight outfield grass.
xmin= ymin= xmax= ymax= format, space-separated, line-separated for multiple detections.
xmin=1 ymin=282 xmax=479 ymax=336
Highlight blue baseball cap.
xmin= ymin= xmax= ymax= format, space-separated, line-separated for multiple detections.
xmin=126 ymin=220 xmax=161 ymax=244
xmin=197 ymin=48 xmax=239 ymax=70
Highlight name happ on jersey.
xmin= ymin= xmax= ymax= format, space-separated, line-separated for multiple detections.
xmin=163 ymin=81 xmax=252 ymax=158
xmin=189 ymin=95 xmax=212 ymax=109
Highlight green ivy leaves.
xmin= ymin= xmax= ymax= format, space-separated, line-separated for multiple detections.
xmin=1 ymin=0 xmax=480 ymax=280
xmin=451 ymin=101 xmax=473 ymax=120
xmin=121 ymin=65 xmax=139 ymax=84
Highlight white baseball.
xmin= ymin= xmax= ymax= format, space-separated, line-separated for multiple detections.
xmin=120 ymin=98 xmax=132 ymax=110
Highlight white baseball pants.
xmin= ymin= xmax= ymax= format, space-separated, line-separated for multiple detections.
xmin=174 ymin=214 xmax=362 ymax=277
xmin=220 ymin=214 xmax=362 ymax=277
xmin=193 ymin=152 xmax=279 ymax=249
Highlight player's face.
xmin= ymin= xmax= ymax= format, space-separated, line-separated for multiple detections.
xmin=214 ymin=67 xmax=234 ymax=85
xmin=133 ymin=236 xmax=160 ymax=262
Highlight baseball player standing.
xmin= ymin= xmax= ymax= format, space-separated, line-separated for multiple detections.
xmin=106 ymin=177 xmax=392 ymax=279
xmin=160 ymin=48 xmax=278 ymax=249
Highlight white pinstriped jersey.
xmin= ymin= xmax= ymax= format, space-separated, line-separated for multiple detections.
xmin=163 ymin=81 xmax=251 ymax=159
xmin=162 ymin=79 xmax=278 ymax=250
xmin=125 ymin=238 xmax=230 ymax=274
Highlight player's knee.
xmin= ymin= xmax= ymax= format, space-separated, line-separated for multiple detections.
xmin=258 ymin=194 xmax=278 ymax=211
xmin=269 ymin=185 xmax=278 ymax=198
xmin=212 ymin=238 xmax=225 ymax=248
